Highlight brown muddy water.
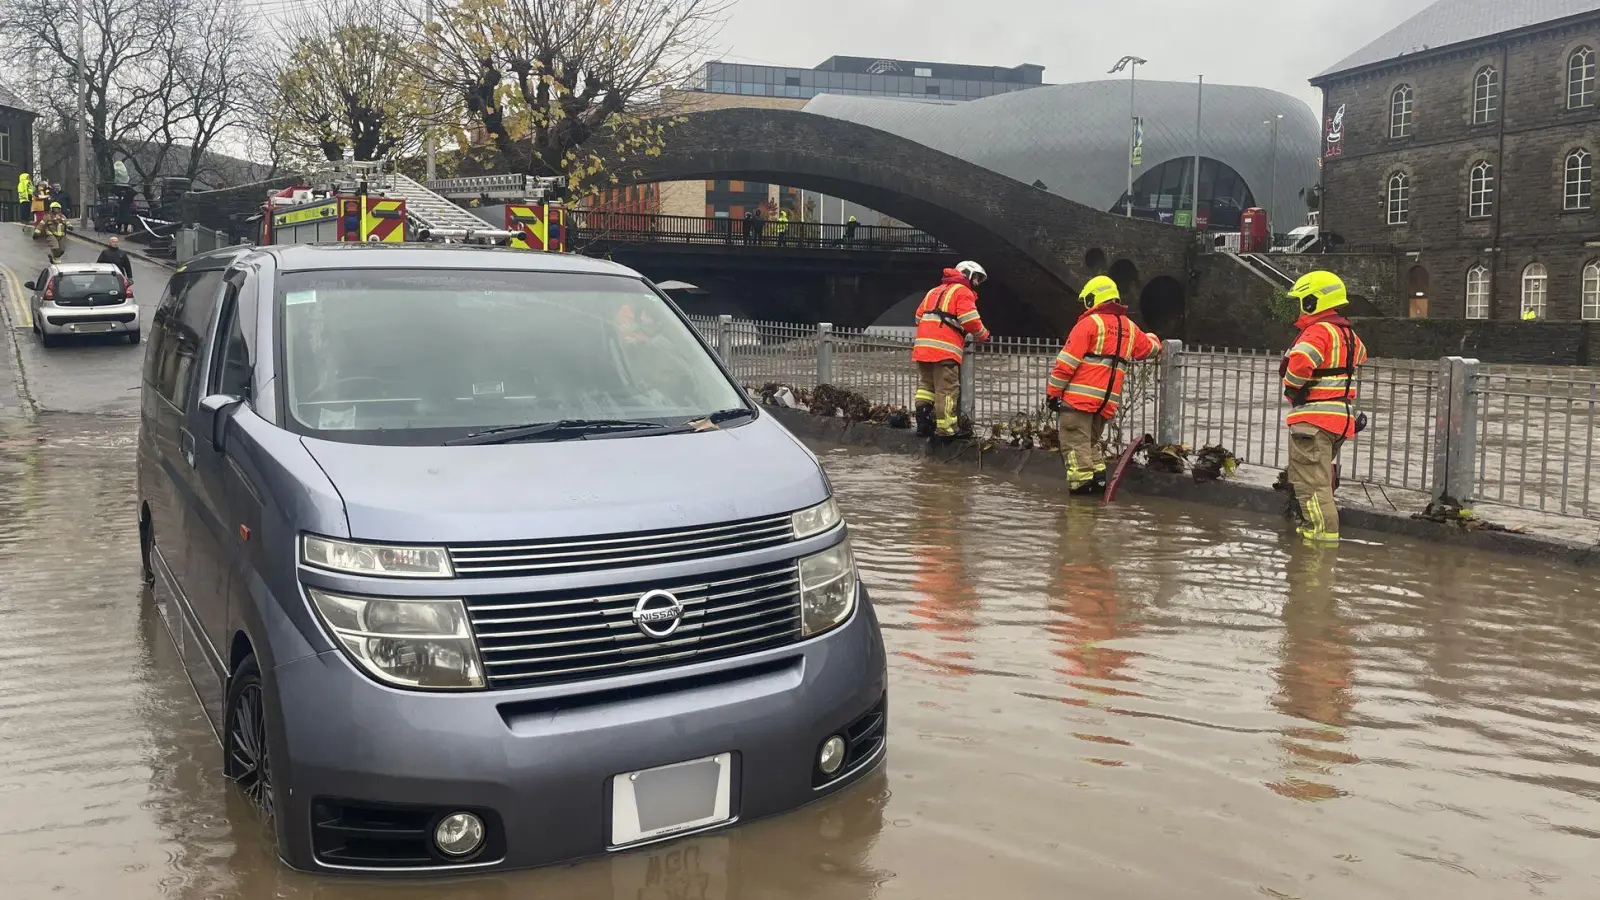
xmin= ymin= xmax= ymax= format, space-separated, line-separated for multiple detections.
xmin=2 ymin=416 xmax=1598 ymax=899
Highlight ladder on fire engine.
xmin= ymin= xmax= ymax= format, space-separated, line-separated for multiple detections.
xmin=425 ymin=174 xmax=567 ymax=203
xmin=382 ymin=171 xmax=504 ymax=235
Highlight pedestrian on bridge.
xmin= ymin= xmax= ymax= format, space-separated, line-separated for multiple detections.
xmin=1279 ymin=270 xmax=1368 ymax=544
xmin=1045 ymin=276 xmax=1163 ymax=494
xmin=742 ymin=209 xmax=757 ymax=245
xmin=775 ymin=208 xmax=791 ymax=247
xmin=912 ymin=260 xmax=991 ymax=438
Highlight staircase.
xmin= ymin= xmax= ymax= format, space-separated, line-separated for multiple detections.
xmin=1223 ymin=251 xmax=1295 ymax=289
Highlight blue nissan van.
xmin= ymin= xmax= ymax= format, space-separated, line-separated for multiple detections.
xmin=136 ymin=243 xmax=887 ymax=874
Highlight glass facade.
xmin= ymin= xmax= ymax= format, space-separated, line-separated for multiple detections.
xmin=1111 ymin=157 xmax=1257 ymax=229
xmin=691 ymin=61 xmax=1043 ymax=102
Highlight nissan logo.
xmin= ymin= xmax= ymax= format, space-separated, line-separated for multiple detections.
xmin=632 ymin=590 xmax=685 ymax=639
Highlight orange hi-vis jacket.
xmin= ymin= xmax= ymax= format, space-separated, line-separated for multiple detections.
xmin=1047 ymin=303 xmax=1161 ymax=419
xmin=911 ymin=270 xmax=990 ymax=364
xmin=1281 ymin=311 xmax=1368 ymax=438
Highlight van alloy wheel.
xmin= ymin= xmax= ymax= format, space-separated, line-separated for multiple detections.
xmin=227 ymin=674 xmax=275 ymax=822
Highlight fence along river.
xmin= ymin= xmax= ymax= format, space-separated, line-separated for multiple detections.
xmin=690 ymin=315 xmax=1600 ymax=525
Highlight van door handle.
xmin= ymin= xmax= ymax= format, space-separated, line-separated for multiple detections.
xmin=179 ymin=429 xmax=196 ymax=468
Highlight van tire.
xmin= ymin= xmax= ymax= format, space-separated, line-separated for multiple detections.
xmin=224 ymin=656 xmax=277 ymax=827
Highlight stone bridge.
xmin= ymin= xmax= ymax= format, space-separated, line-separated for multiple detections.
xmin=608 ymin=107 xmax=1196 ymax=336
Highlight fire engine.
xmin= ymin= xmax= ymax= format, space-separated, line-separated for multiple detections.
xmin=256 ymin=162 xmax=522 ymax=248
xmin=425 ymin=174 xmax=571 ymax=252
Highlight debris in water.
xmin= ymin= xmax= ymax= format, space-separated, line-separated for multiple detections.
xmin=1142 ymin=443 xmax=1190 ymax=474
xmin=1191 ymin=445 xmax=1239 ymax=483
xmin=1413 ymin=499 xmax=1527 ymax=533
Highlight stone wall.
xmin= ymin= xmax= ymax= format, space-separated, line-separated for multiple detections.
xmin=1316 ymin=14 xmax=1600 ymax=320
xmin=1267 ymin=252 xmax=1405 ymax=315
xmin=1352 ymin=317 xmax=1600 ymax=365
xmin=0 ymin=107 xmax=35 ymax=206
xmin=180 ymin=176 xmax=302 ymax=236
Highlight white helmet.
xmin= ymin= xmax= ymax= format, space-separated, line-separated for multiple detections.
xmin=955 ymin=260 xmax=987 ymax=286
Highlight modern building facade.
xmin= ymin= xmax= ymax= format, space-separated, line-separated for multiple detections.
xmin=0 ymin=84 xmax=37 ymax=208
xmin=805 ymin=80 xmax=1320 ymax=234
xmin=601 ymin=56 xmax=1048 ymax=221
xmin=1312 ymin=0 xmax=1600 ymax=320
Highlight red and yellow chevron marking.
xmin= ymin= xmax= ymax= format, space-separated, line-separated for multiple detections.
xmin=361 ymin=197 xmax=407 ymax=242
xmin=506 ymin=204 xmax=545 ymax=251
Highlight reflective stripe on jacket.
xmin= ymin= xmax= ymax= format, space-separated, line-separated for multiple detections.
xmin=1282 ymin=313 xmax=1367 ymax=437
xmin=1046 ymin=303 xmax=1160 ymax=419
xmin=911 ymin=271 xmax=989 ymax=364
xmin=44 ymin=217 xmax=66 ymax=238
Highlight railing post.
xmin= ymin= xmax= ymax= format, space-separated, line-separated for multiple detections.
xmin=1431 ymin=356 xmax=1479 ymax=506
xmin=716 ymin=314 xmax=733 ymax=363
xmin=817 ymin=322 xmax=834 ymax=385
xmin=1156 ymin=339 xmax=1185 ymax=446
xmin=959 ymin=338 xmax=977 ymax=421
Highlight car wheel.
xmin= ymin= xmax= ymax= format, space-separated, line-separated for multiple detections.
xmin=225 ymin=655 xmax=277 ymax=825
xmin=39 ymin=330 xmax=58 ymax=348
xmin=126 ymin=329 xmax=141 ymax=345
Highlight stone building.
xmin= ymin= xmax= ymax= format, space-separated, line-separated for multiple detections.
xmin=0 ymin=84 xmax=37 ymax=210
xmin=1313 ymin=0 xmax=1600 ymax=321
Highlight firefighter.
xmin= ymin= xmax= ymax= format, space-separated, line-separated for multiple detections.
xmin=42 ymin=202 xmax=67 ymax=260
xmin=1280 ymin=270 xmax=1368 ymax=544
xmin=1045 ymin=275 xmax=1162 ymax=493
xmin=912 ymin=260 xmax=991 ymax=438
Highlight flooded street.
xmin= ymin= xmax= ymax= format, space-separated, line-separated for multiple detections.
xmin=2 ymin=415 xmax=1598 ymax=899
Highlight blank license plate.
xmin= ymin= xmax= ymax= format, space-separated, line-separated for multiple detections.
xmin=73 ymin=322 xmax=114 ymax=333
xmin=611 ymin=753 xmax=732 ymax=847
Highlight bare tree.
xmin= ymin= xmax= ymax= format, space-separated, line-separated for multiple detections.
xmin=410 ymin=0 xmax=728 ymax=193
xmin=267 ymin=0 xmax=434 ymax=163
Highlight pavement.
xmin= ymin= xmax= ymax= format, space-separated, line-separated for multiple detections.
xmin=0 ymin=223 xmax=175 ymax=418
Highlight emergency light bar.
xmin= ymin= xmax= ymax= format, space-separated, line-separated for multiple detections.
xmin=414 ymin=226 xmax=520 ymax=245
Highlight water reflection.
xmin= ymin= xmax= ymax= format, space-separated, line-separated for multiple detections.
xmin=5 ymin=425 xmax=1600 ymax=899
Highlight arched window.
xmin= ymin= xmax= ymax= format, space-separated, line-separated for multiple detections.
xmin=1390 ymin=85 xmax=1414 ymax=138
xmin=1473 ymin=66 xmax=1500 ymax=123
xmin=1565 ymin=149 xmax=1592 ymax=210
xmin=1387 ymin=172 xmax=1410 ymax=224
xmin=1465 ymin=265 xmax=1491 ymax=320
xmin=1583 ymin=260 xmax=1600 ymax=321
xmin=1569 ymin=47 xmax=1596 ymax=109
xmin=1522 ymin=263 xmax=1548 ymax=319
xmin=1469 ymin=161 xmax=1495 ymax=217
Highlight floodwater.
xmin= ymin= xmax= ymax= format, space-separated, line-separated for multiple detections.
xmin=3 ymin=415 xmax=1599 ymax=899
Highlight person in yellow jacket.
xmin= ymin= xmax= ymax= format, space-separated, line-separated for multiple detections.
xmin=774 ymin=208 xmax=791 ymax=247
xmin=15 ymin=171 xmax=31 ymax=219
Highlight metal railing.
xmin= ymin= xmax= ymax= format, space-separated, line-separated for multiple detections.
xmin=693 ymin=314 xmax=1600 ymax=522
xmin=570 ymin=211 xmax=949 ymax=253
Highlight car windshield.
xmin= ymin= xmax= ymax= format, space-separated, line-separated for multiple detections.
xmin=55 ymin=272 xmax=122 ymax=298
xmin=278 ymin=267 xmax=748 ymax=445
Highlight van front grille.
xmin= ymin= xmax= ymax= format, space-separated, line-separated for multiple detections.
xmin=447 ymin=514 xmax=796 ymax=578
xmin=466 ymin=562 xmax=803 ymax=689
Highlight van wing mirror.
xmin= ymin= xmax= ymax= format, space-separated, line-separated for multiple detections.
xmin=198 ymin=393 xmax=244 ymax=453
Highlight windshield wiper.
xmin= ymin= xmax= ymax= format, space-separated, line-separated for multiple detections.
xmin=446 ymin=419 xmax=686 ymax=446
xmin=688 ymin=407 xmax=756 ymax=427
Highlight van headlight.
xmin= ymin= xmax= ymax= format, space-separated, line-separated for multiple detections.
xmin=792 ymin=497 xmax=842 ymax=539
xmin=302 ymin=535 xmax=454 ymax=578
xmin=307 ymin=589 xmax=485 ymax=690
xmin=799 ymin=539 xmax=857 ymax=637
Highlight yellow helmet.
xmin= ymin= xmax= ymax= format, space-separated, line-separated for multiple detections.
xmin=1079 ymin=275 xmax=1120 ymax=309
xmin=48 ymin=201 xmax=61 ymax=210
xmin=1288 ymin=270 xmax=1348 ymax=316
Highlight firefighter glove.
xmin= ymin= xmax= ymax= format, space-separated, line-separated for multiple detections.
xmin=1046 ymin=397 xmax=1066 ymax=413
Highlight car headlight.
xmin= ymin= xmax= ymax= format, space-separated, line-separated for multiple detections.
xmin=302 ymin=534 xmax=453 ymax=578
xmin=307 ymin=589 xmax=485 ymax=690
xmin=792 ymin=497 xmax=842 ymax=539
xmin=799 ymin=538 xmax=857 ymax=637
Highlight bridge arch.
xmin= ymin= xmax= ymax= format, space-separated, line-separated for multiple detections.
xmin=607 ymin=108 xmax=1192 ymax=336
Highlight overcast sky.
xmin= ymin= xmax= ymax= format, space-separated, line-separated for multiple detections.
xmin=712 ymin=0 xmax=1439 ymax=114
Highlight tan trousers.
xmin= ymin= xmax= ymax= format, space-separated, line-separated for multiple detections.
xmin=915 ymin=361 xmax=961 ymax=436
xmin=1287 ymin=423 xmax=1344 ymax=541
xmin=1057 ymin=408 xmax=1107 ymax=490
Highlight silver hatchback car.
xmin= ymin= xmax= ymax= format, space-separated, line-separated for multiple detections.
xmin=26 ymin=262 xmax=141 ymax=346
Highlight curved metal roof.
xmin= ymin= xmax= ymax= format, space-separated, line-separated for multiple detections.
xmin=802 ymin=79 xmax=1321 ymax=231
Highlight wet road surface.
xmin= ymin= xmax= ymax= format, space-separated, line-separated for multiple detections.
xmin=1 ymin=413 xmax=1597 ymax=899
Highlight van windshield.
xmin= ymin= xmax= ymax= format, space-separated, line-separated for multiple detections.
xmin=277 ymin=268 xmax=748 ymax=444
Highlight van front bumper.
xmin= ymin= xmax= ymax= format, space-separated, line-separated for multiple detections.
xmin=267 ymin=586 xmax=888 ymax=875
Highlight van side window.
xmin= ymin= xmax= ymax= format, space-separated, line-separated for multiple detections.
xmin=211 ymin=282 xmax=252 ymax=399
xmin=150 ymin=270 xmax=226 ymax=409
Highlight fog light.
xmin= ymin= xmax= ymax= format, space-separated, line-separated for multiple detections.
xmin=433 ymin=812 xmax=485 ymax=858
xmin=819 ymin=735 xmax=847 ymax=776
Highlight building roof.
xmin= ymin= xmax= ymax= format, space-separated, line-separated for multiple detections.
xmin=1316 ymin=0 xmax=1600 ymax=80
xmin=803 ymin=79 xmax=1321 ymax=232
xmin=0 ymin=82 xmax=35 ymax=114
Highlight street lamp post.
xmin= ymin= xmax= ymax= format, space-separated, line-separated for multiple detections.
xmin=1109 ymin=55 xmax=1147 ymax=218
xmin=75 ymin=0 xmax=89 ymax=229
xmin=1266 ymin=113 xmax=1283 ymax=226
